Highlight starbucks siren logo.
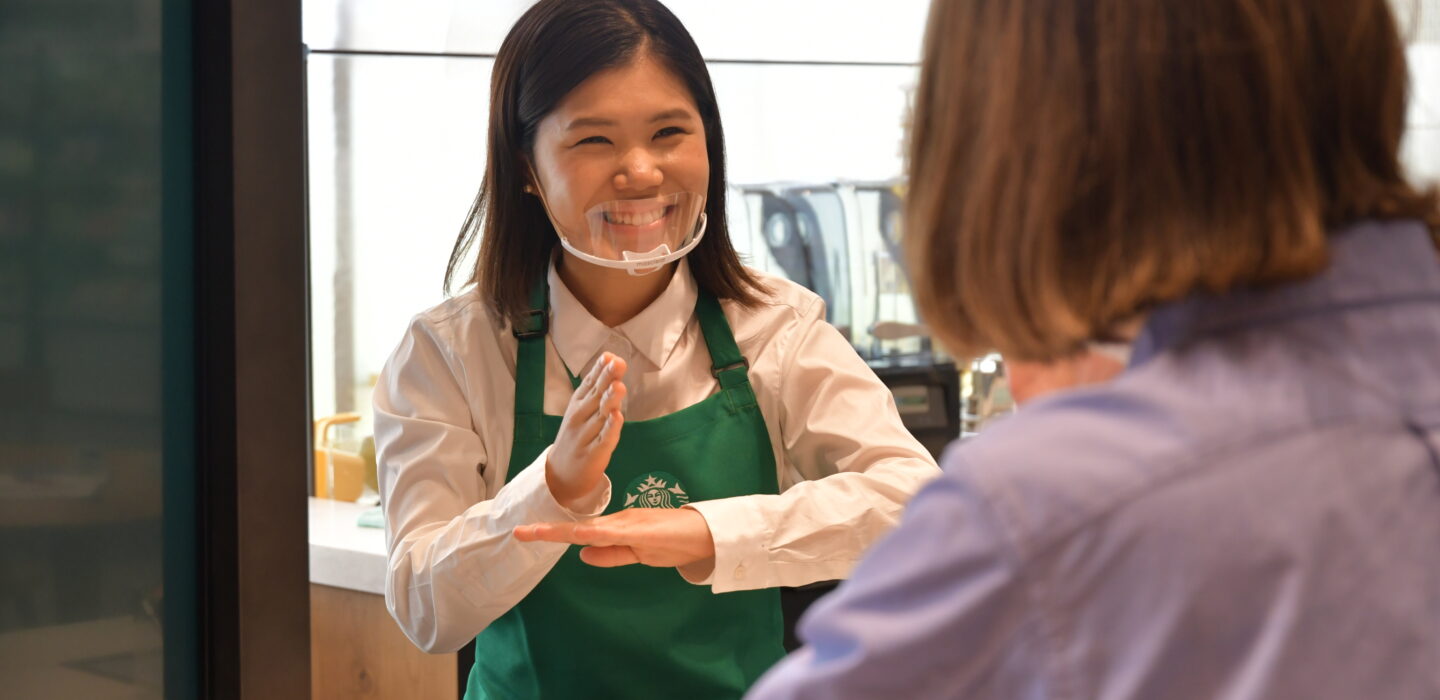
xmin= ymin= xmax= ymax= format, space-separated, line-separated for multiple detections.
xmin=623 ymin=471 xmax=690 ymax=510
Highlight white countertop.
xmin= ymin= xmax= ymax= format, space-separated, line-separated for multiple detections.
xmin=308 ymin=497 xmax=387 ymax=595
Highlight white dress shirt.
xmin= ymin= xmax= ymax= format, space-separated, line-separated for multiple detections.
xmin=374 ymin=259 xmax=941 ymax=653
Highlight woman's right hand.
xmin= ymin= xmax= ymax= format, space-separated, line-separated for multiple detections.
xmin=546 ymin=351 xmax=628 ymax=511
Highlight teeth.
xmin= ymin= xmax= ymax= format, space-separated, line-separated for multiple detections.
xmin=606 ymin=208 xmax=665 ymax=226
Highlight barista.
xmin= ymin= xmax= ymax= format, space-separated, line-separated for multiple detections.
xmin=372 ymin=1 xmax=939 ymax=697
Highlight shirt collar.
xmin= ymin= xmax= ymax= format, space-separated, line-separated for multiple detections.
xmin=547 ymin=259 xmax=699 ymax=373
xmin=1131 ymin=219 xmax=1440 ymax=366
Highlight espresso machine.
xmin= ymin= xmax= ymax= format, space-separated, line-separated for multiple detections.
xmin=845 ymin=180 xmax=962 ymax=459
xmin=733 ymin=180 xmax=964 ymax=459
xmin=735 ymin=184 xmax=853 ymax=337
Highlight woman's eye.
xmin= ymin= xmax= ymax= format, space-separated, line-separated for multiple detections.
xmin=654 ymin=126 xmax=687 ymax=139
xmin=576 ymin=135 xmax=611 ymax=146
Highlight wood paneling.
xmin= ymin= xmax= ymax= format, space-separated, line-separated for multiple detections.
xmin=310 ymin=584 xmax=458 ymax=700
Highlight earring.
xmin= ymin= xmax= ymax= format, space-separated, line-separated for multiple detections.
xmin=523 ymin=184 xmax=535 ymax=194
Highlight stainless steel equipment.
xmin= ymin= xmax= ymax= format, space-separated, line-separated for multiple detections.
xmin=735 ymin=179 xmax=966 ymax=459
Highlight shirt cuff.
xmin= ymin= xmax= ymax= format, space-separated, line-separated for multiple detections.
xmin=498 ymin=445 xmax=612 ymax=523
xmin=675 ymin=505 xmax=718 ymax=585
xmin=682 ymin=496 xmax=772 ymax=593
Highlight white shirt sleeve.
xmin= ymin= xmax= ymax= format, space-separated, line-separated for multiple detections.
xmin=685 ymin=296 xmax=943 ymax=592
xmin=374 ymin=316 xmax=610 ymax=653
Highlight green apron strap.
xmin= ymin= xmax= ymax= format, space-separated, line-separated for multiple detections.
xmin=695 ymin=293 xmax=758 ymax=411
xmin=519 ymin=282 xmax=752 ymax=423
xmin=512 ymin=277 xmax=549 ymax=439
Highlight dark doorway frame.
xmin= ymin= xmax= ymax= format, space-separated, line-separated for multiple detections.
xmin=191 ymin=1 xmax=311 ymax=697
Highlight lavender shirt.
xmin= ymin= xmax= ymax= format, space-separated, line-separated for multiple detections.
xmin=748 ymin=220 xmax=1440 ymax=699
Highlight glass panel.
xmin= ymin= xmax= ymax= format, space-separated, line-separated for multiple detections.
xmin=303 ymin=0 xmax=930 ymax=64
xmin=0 ymin=0 xmax=191 ymax=696
xmin=307 ymin=54 xmax=493 ymax=445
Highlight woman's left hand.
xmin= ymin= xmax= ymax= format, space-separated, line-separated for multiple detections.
xmin=514 ymin=508 xmax=716 ymax=575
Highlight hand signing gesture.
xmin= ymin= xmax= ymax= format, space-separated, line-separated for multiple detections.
xmin=514 ymin=507 xmax=717 ymax=578
xmin=546 ymin=352 xmax=628 ymax=510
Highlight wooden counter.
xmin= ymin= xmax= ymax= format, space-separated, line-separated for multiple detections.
xmin=311 ymin=583 xmax=457 ymax=700
xmin=308 ymin=498 xmax=461 ymax=699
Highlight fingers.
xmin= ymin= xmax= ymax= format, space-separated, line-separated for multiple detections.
xmin=601 ymin=378 xmax=626 ymax=413
xmin=572 ymin=354 xmax=630 ymax=405
xmin=569 ymin=355 xmax=612 ymax=415
xmin=513 ymin=522 xmax=567 ymax=543
xmin=591 ymin=355 xmax=628 ymax=407
xmin=586 ymin=379 xmax=625 ymax=424
xmin=513 ymin=522 xmax=581 ymax=543
xmin=572 ymin=351 xmax=610 ymax=397
xmin=513 ymin=512 xmax=694 ymax=569
xmin=582 ymin=381 xmax=627 ymax=439
xmin=575 ymin=372 xmax=627 ymax=445
xmin=513 ymin=523 xmax=641 ymax=567
xmin=579 ymin=546 xmax=640 ymax=568
xmin=513 ymin=521 xmax=622 ymax=546
xmin=590 ymin=372 xmax=626 ymax=447
xmin=604 ymin=353 xmax=628 ymax=381
xmin=570 ymin=354 xmax=624 ymax=420
xmin=592 ymin=407 xmax=623 ymax=451
xmin=579 ymin=357 xmax=614 ymax=407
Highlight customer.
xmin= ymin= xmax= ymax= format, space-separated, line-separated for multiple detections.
xmin=749 ymin=0 xmax=1440 ymax=697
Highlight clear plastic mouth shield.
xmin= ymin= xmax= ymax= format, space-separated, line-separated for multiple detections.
xmin=555 ymin=192 xmax=708 ymax=275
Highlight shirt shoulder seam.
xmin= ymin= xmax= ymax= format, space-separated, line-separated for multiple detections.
xmin=420 ymin=293 xmax=491 ymax=330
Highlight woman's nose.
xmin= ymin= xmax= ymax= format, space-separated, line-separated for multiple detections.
xmin=613 ymin=149 xmax=664 ymax=191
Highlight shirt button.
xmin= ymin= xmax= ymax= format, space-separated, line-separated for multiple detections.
xmin=733 ymin=565 xmax=746 ymax=581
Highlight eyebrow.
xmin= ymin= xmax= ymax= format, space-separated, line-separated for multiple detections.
xmin=564 ymin=109 xmax=697 ymax=131
xmin=648 ymin=108 xmax=695 ymax=124
xmin=565 ymin=117 xmax=616 ymax=131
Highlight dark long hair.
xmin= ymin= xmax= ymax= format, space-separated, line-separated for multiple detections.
xmin=445 ymin=0 xmax=765 ymax=327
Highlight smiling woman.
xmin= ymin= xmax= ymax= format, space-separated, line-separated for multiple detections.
xmin=444 ymin=0 xmax=764 ymax=329
xmin=371 ymin=1 xmax=940 ymax=699
xmin=526 ymin=53 xmax=713 ymax=278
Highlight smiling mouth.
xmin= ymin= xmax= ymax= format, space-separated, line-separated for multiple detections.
xmin=603 ymin=205 xmax=674 ymax=227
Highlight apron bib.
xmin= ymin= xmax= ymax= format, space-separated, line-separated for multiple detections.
xmin=466 ymin=281 xmax=786 ymax=699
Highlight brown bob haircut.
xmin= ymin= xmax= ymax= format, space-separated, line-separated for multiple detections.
xmin=905 ymin=0 xmax=1440 ymax=362
xmin=446 ymin=0 xmax=764 ymax=327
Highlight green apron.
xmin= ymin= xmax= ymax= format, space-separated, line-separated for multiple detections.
xmin=465 ymin=280 xmax=786 ymax=699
